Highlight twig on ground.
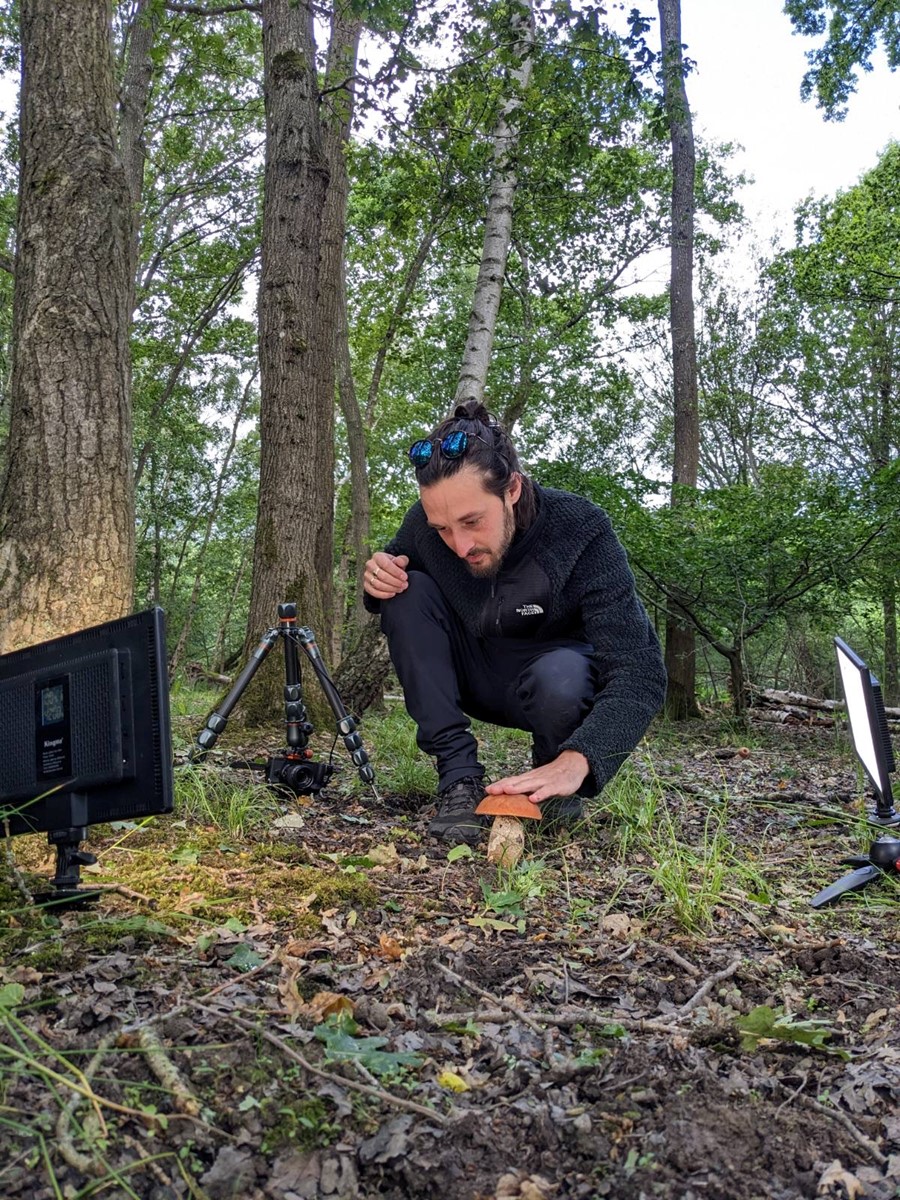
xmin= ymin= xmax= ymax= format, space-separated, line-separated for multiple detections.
xmin=774 ymin=1071 xmax=808 ymax=1117
xmin=676 ymin=957 xmax=743 ymax=1017
xmin=426 ymin=1006 xmax=685 ymax=1037
xmin=84 ymin=883 xmax=158 ymax=905
xmin=201 ymin=949 xmax=279 ymax=1000
xmin=196 ymin=1003 xmax=451 ymax=1126
xmin=119 ymin=1028 xmax=200 ymax=1116
xmin=794 ymin=1093 xmax=887 ymax=1168
xmin=434 ymin=961 xmax=544 ymax=1035
xmin=55 ymin=1031 xmax=118 ymax=1174
xmin=647 ymin=941 xmax=701 ymax=976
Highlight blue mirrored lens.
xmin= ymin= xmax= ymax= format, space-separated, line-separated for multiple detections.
xmin=408 ymin=439 xmax=434 ymax=467
xmin=440 ymin=431 xmax=469 ymax=459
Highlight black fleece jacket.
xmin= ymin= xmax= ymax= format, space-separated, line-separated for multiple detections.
xmin=366 ymin=483 xmax=666 ymax=794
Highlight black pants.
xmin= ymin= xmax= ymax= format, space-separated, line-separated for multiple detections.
xmin=380 ymin=571 xmax=598 ymax=793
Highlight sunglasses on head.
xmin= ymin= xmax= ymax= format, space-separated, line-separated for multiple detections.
xmin=408 ymin=429 xmax=493 ymax=469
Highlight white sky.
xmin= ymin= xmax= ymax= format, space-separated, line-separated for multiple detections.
xmin=675 ymin=0 xmax=898 ymax=241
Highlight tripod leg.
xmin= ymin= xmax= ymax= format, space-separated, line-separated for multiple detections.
xmin=294 ymin=626 xmax=377 ymax=789
xmin=282 ymin=621 xmax=312 ymax=754
xmin=810 ymin=863 xmax=881 ymax=908
xmin=190 ymin=628 xmax=280 ymax=761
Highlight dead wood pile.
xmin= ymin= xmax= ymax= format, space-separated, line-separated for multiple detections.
xmin=749 ymin=686 xmax=900 ymax=726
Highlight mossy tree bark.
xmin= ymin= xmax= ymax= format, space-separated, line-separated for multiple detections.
xmin=0 ymin=0 xmax=134 ymax=652
xmin=241 ymin=0 xmax=334 ymax=727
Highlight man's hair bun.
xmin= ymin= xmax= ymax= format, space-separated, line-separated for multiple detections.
xmin=454 ymin=398 xmax=494 ymax=426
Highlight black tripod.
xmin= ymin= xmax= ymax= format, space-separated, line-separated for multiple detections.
xmin=190 ymin=603 xmax=377 ymax=799
xmin=810 ymin=833 xmax=900 ymax=907
xmin=811 ymin=758 xmax=900 ymax=907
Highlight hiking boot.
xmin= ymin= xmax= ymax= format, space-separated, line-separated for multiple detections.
xmin=539 ymin=795 xmax=585 ymax=828
xmin=428 ymin=777 xmax=487 ymax=846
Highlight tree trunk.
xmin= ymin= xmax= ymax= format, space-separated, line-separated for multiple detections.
xmin=332 ymin=613 xmax=393 ymax=717
xmin=883 ymin=587 xmax=898 ymax=707
xmin=323 ymin=4 xmax=371 ymax=645
xmin=0 ymin=0 xmax=133 ymax=652
xmin=726 ymin=645 xmax=748 ymax=718
xmin=658 ymin=0 xmax=701 ymax=719
xmin=118 ymin=0 xmax=158 ymax=319
xmin=453 ymin=0 xmax=535 ymax=406
xmin=242 ymin=0 xmax=334 ymax=727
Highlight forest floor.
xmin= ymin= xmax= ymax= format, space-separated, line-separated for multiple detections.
xmin=2 ymin=709 xmax=900 ymax=1200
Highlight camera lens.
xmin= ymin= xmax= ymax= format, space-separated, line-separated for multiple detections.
xmin=278 ymin=761 xmax=315 ymax=792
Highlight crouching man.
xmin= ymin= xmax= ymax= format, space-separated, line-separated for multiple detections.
xmin=363 ymin=400 xmax=667 ymax=846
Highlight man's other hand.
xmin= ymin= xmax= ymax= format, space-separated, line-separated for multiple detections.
xmin=364 ymin=553 xmax=409 ymax=600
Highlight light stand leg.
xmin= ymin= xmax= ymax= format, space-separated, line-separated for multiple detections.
xmin=32 ymin=821 xmax=100 ymax=910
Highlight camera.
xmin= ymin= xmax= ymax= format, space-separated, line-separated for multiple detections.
xmin=265 ymin=755 xmax=334 ymax=797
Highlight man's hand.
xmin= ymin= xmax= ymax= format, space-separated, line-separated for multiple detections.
xmin=484 ymin=749 xmax=589 ymax=805
xmin=364 ymin=553 xmax=409 ymax=600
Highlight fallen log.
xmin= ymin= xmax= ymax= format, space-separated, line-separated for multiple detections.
xmin=752 ymin=707 xmax=835 ymax=727
xmin=184 ymin=662 xmax=233 ymax=687
xmin=750 ymin=686 xmax=900 ymax=722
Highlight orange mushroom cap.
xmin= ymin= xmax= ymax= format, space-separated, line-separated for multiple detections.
xmin=475 ymin=793 xmax=543 ymax=820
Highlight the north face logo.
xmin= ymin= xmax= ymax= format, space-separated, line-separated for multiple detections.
xmin=516 ymin=604 xmax=544 ymax=616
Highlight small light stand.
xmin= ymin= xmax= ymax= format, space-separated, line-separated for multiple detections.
xmin=810 ymin=637 xmax=900 ymax=908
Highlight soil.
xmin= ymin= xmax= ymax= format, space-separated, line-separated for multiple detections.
xmin=2 ymin=718 xmax=900 ymax=1200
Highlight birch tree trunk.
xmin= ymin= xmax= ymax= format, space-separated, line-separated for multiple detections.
xmin=0 ymin=0 xmax=133 ymax=652
xmin=453 ymin=0 xmax=535 ymax=406
xmin=335 ymin=2 xmax=536 ymax=716
xmin=658 ymin=0 xmax=701 ymax=719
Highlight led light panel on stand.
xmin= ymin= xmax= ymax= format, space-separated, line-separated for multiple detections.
xmin=810 ymin=638 xmax=900 ymax=908
xmin=834 ymin=637 xmax=897 ymax=824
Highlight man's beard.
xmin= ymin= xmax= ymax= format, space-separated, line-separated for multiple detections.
xmin=465 ymin=503 xmax=516 ymax=578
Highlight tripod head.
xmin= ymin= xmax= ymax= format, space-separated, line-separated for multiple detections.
xmin=190 ymin=604 xmax=378 ymax=800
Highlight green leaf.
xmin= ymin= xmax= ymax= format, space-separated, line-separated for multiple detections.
xmin=479 ymin=880 xmax=526 ymax=915
xmin=447 ymin=843 xmax=473 ymax=862
xmin=0 ymin=983 xmax=25 ymax=1009
xmin=314 ymin=1013 xmax=423 ymax=1077
xmin=225 ymin=944 xmax=267 ymax=972
xmin=466 ymin=915 xmax=521 ymax=932
xmin=736 ymin=1005 xmax=847 ymax=1057
xmin=170 ymin=848 xmax=200 ymax=865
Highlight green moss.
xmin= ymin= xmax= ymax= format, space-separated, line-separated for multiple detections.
xmin=24 ymin=942 xmax=70 ymax=972
xmin=78 ymin=916 xmax=179 ymax=953
xmin=272 ymin=49 xmax=308 ymax=81
xmin=250 ymin=842 xmax=312 ymax=866
xmin=288 ymin=866 xmax=378 ymax=911
xmin=268 ymin=909 xmax=321 ymax=935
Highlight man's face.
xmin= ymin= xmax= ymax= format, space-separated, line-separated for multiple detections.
xmin=420 ymin=464 xmax=521 ymax=578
